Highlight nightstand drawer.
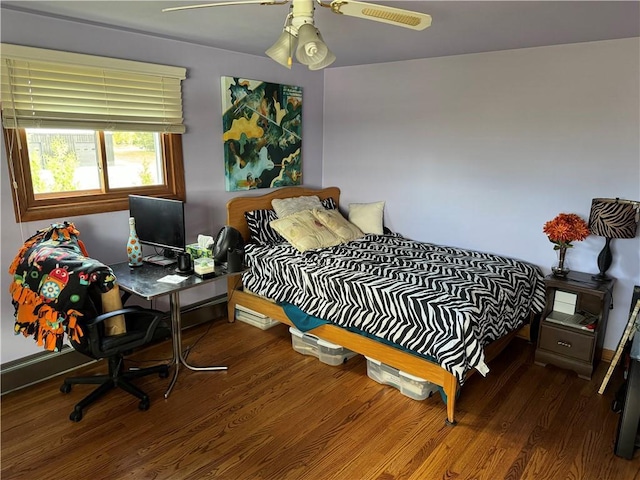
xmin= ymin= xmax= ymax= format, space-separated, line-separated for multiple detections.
xmin=539 ymin=323 xmax=593 ymax=362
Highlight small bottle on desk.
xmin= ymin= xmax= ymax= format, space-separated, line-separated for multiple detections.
xmin=126 ymin=217 xmax=143 ymax=267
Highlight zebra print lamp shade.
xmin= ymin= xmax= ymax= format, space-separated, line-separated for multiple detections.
xmin=588 ymin=198 xmax=640 ymax=281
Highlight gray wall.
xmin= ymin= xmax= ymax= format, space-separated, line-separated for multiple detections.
xmin=0 ymin=9 xmax=325 ymax=363
xmin=323 ymin=38 xmax=640 ymax=351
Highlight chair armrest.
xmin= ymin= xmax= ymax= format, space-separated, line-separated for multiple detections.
xmin=84 ymin=306 xmax=169 ymax=358
xmin=85 ymin=306 xmax=165 ymax=327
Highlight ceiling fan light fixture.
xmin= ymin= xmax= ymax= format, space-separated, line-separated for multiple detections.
xmin=308 ymin=31 xmax=335 ymax=70
xmin=266 ymin=29 xmax=296 ymax=69
xmin=308 ymin=49 xmax=335 ymax=70
xmin=295 ymin=23 xmax=328 ymax=65
xmin=164 ymin=0 xmax=433 ymax=70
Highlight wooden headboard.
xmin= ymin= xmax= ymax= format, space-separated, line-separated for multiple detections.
xmin=226 ymin=186 xmax=341 ymax=243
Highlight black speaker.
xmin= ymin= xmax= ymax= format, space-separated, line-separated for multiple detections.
xmin=212 ymin=226 xmax=244 ymax=263
xmin=227 ymin=248 xmax=244 ymax=273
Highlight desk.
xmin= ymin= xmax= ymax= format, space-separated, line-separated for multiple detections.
xmin=110 ymin=261 xmax=241 ymax=398
xmin=615 ymin=331 xmax=640 ymax=459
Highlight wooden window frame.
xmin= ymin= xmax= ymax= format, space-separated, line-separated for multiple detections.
xmin=3 ymin=128 xmax=186 ymax=223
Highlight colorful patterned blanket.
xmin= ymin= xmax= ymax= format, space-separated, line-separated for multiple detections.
xmin=8 ymin=222 xmax=117 ymax=352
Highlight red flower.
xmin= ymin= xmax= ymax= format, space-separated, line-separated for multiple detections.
xmin=543 ymin=213 xmax=589 ymax=249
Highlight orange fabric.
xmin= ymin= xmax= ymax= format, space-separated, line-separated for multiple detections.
xmin=66 ymin=310 xmax=84 ymax=343
xmin=8 ymin=222 xmax=112 ymax=352
xmin=77 ymin=239 xmax=89 ymax=257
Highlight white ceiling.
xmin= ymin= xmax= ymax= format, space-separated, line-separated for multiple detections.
xmin=2 ymin=1 xmax=639 ymax=68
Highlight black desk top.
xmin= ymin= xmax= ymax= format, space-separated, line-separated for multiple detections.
xmin=110 ymin=261 xmax=239 ymax=300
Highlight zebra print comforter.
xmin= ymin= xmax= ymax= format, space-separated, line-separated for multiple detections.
xmin=242 ymin=233 xmax=545 ymax=382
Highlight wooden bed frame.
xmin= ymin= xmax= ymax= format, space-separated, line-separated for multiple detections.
xmin=226 ymin=186 xmax=518 ymax=426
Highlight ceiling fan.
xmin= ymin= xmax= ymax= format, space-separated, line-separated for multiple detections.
xmin=163 ymin=0 xmax=432 ymax=70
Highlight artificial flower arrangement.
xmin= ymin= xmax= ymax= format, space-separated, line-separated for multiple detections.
xmin=543 ymin=213 xmax=589 ymax=276
xmin=543 ymin=213 xmax=590 ymax=249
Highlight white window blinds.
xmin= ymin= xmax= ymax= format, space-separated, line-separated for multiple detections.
xmin=1 ymin=44 xmax=186 ymax=133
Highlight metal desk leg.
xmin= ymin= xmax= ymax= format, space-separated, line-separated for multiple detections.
xmin=164 ymin=292 xmax=182 ymax=399
xmin=164 ymin=291 xmax=227 ymax=399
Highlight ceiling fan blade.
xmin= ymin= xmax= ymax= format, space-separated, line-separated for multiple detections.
xmin=328 ymin=0 xmax=431 ymax=30
xmin=162 ymin=0 xmax=287 ymax=13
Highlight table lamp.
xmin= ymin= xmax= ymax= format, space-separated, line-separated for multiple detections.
xmin=588 ymin=198 xmax=640 ymax=281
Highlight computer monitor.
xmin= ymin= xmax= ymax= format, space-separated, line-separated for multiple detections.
xmin=128 ymin=195 xmax=186 ymax=259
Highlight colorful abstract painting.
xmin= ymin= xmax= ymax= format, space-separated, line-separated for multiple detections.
xmin=221 ymin=76 xmax=302 ymax=191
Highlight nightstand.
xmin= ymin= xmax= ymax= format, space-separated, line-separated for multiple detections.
xmin=534 ymin=270 xmax=614 ymax=379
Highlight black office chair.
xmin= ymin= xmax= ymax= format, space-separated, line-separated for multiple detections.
xmin=60 ymin=291 xmax=170 ymax=422
xmin=9 ymin=222 xmax=171 ymax=422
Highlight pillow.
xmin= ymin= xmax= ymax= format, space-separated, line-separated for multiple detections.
xmin=321 ymin=197 xmax=337 ymax=210
xmin=270 ymin=210 xmax=343 ymax=252
xmin=272 ymin=195 xmax=324 ymax=218
xmin=348 ymin=201 xmax=385 ymax=234
xmin=244 ymin=209 xmax=285 ymax=245
xmin=312 ymin=208 xmax=364 ymax=243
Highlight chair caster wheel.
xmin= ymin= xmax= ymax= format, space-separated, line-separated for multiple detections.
xmin=60 ymin=383 xmax=72 ymax=394
xmin=159 ymin=367 xmax=169 ymax=379
xmin=69 ymin=409 xmax=83 ymax=422
xmin=139 ymin=398 xmax=150 ymax=411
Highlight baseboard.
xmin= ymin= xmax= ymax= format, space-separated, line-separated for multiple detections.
xmin=0 ymin=295 xmax=227 ymax=396
xmin=2 ymin=299 xmax=614 ymax=395
xmin=601 ymin=348 xmax=614 ymax=363
xmin=181 ymin=295 xmax=227 ymax=328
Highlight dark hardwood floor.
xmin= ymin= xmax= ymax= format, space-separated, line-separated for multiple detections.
xmin=1 ymin=318 xmax=638 ymax=480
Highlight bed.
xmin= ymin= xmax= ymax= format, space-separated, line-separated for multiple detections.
xmin=226 ymin=186 xmax=545 ymax=425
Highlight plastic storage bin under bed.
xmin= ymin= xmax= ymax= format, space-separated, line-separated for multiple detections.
xmin=235 ymin=304 xmax=280 ymax=330
xmin=289 ymin=327 xmax=358 ymax=366
xmin=366 ymin=357 xmax=439 ymax=401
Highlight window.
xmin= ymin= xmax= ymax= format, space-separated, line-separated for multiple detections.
xmin=4 ymin=128 xmax=185 ymax=221
xmin=1 ymin=44 xmax=187 ymax=222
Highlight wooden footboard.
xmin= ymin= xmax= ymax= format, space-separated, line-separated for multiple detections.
xmin=225 ymin=186 xmax=519 ymax=426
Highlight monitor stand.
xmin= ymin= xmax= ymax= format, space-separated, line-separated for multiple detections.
xmin=143 ymin=249 xmax=177 ymax=266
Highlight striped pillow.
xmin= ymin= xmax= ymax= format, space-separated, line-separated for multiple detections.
xmin=244 ymin=209 xmax=285 ymax=246
xmin=321 ymin=197 xmax=337 ymax=210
